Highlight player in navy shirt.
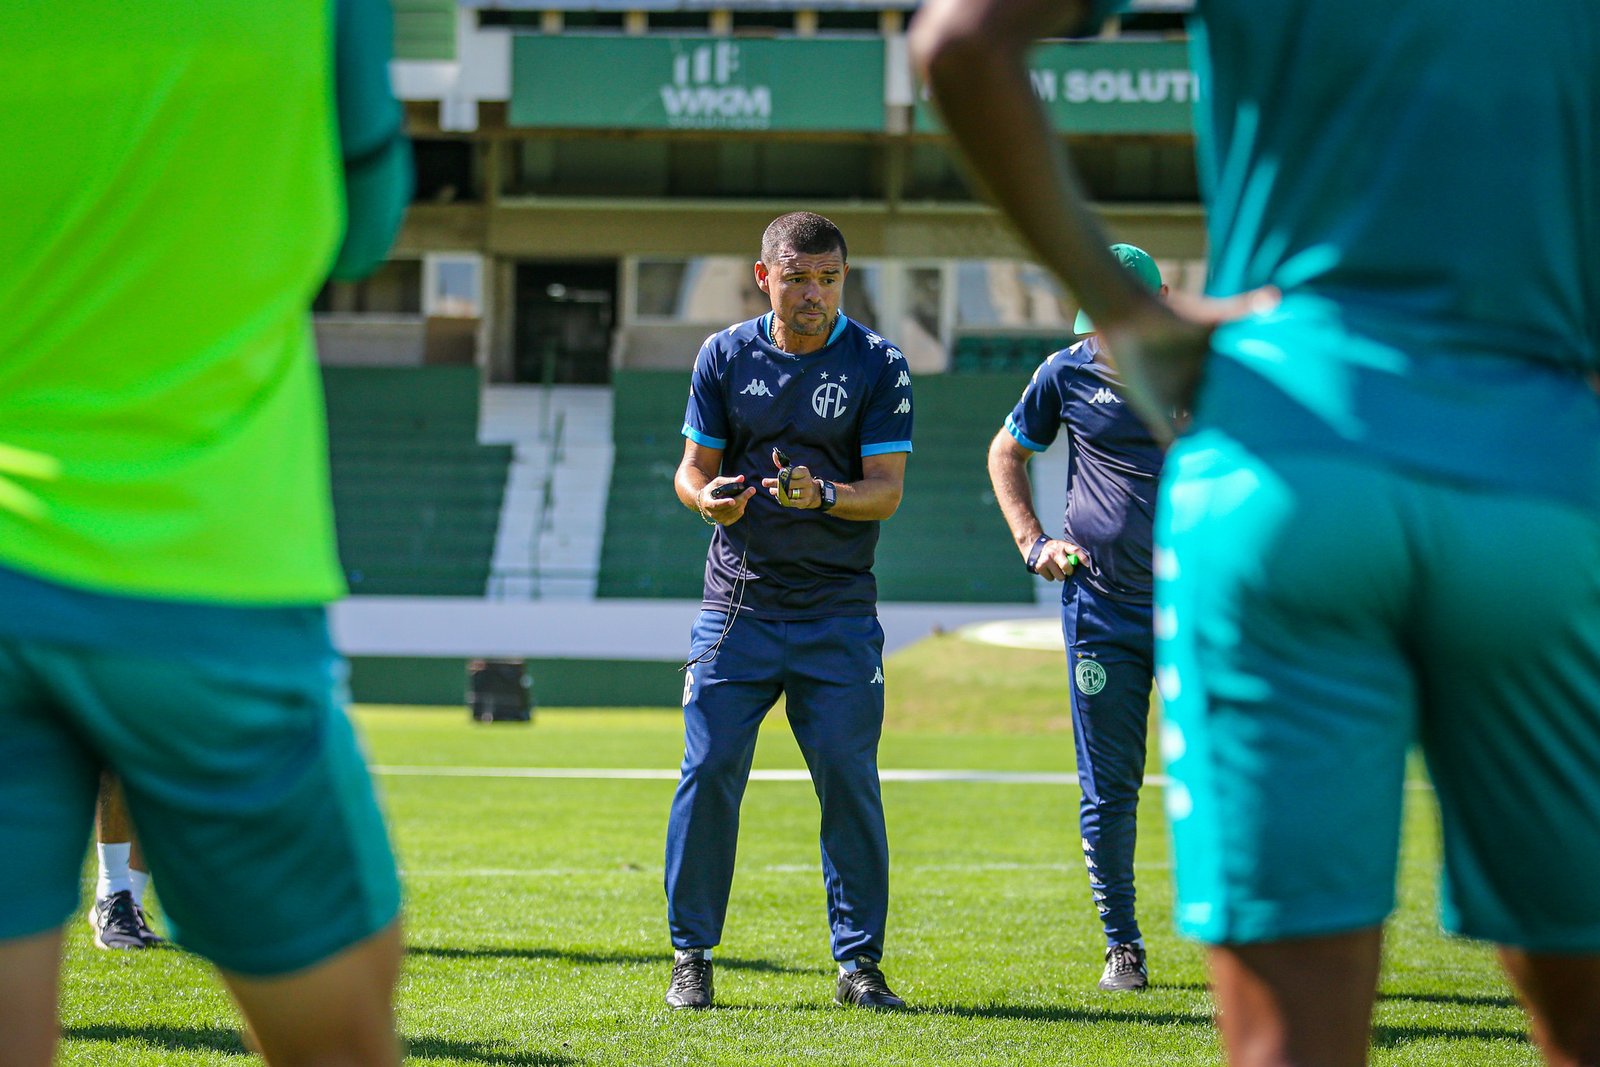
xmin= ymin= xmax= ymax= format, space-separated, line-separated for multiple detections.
xmin=987 ymin=245 xmax=1167 ymax=992
xmin=663 ymin=213 xmax=913 ymax=1012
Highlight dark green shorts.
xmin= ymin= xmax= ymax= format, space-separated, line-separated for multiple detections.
xmin=0 ymin=638 xmax=400 ymax=975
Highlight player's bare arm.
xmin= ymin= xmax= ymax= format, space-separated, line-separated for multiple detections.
xmin=986 ymin=430 xmax=1085 ymax=581
xmin=763 ymin=452 xmax=904 ymax=521
xmin=908 ymin=0 xmax=1274 ymax=441
xmin=676 ymin=440 xmax=755 ymax=526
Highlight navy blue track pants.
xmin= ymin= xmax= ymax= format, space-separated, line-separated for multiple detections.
xmin=1061 ymin=579 xmax=1154 ymax=947
xmin=665 ymin=610 xmax=889 ymax=962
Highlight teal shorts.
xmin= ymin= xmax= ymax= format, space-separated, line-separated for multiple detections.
xmin=1156 ymin=426 xmax=1600 ymax=950
xmin=0 ymin=636 xmax=400 ymax=975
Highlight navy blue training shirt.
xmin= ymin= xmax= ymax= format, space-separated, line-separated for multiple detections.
xmin=1005 ymin=336 xmax=1163 ymax=605
xmin=682 ymin=312 xmax=914 ymax=620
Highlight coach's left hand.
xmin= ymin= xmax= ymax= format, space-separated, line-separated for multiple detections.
xmin=765 ymin=464 xmax=820 ymax=509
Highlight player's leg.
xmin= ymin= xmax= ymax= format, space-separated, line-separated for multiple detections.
xmin=222 ymin=921 xmax=403 ymax=1067
xmin=1157 ymin=436 xmax=1420 ymax=1065
xmin=126 ymin=827 xmax=161 ymax=945
xmin=1498 ymin=950 xmax=1600 ymax=1066
xmin=784 ymin=615 xmax=903 ymax=1009
xmin=1410 ymin=484 xmax=1600 ymax=1066
xmin=1061 ymin=581 xmax=1156 ymax=989
xmin=44 ymin=637 xmax=403 ymax=1065
xmin=0 ymin=638 xmax=101 ymax=1066
xmin=665 ymin=611 xmax=782 ymax=1004
xmin=90 ymin=771 xmax=158 ymax=948
xmin=0 ymin=930 xmax=65 ymax=1067
xmin=1208 ymin=929 xmax=1384 ymax=1067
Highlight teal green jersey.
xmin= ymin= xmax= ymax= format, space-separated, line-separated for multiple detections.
xmin=1190 ymin=1 xmax=1598 ymax=373
xmin=0 ymin=2 xmax=370 ymax=604
xmin=1082 ymin=1 xmax=1598 ymax=498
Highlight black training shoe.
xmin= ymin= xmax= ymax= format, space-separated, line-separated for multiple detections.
xmin=89 ymin=890 xmax=147 ymax=950
xmin=834 ymin=958 xmax=907 ymax=1011
xmin=133 ymin=903 xmax=165 ymax=947
xmin=665 ymin=950 xmax=713 ymax=1009
xmin=1098 ymin=943 xmax=1148 ymax=992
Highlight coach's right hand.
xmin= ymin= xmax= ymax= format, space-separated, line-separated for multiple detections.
xmin=698 ymin=477 xmax=756 ymax=526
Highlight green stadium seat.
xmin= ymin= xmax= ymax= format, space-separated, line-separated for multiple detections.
xmin=321 ymin=367 xmax=510 ymax=597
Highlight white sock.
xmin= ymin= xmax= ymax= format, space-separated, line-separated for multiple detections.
xmin=129 ymin=869 xmax=150 ymax=908
xmin=840 ymin=958 xmax=862 ymax=974
xmin=675 ymin=947 xmax=711 ymax=961
xmin=96 ymin=843 xmax=132 ymax=901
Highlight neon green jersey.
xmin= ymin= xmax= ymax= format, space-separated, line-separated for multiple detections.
xmin=0 ymin=3 xmax=348 ymax=604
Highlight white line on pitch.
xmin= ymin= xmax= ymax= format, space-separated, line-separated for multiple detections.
xmin=375 ymin=765 xmax=1103 ymax=785
xmin=398 ymin=862 xmax=1175 ymax=877
xmin=373 ymin=766 xmax=1434 ymax=789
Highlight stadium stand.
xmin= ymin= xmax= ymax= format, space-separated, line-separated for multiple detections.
xmin=323 ymin=367 xmax=512 ymax=596
xmin=598 ymin=369 xmax=1037 ymax=603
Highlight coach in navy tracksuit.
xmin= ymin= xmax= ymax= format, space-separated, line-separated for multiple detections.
xmin=663 ymin=212 xmax=914 ymax=1012
xmin=987 ymin=244 xmax=1167 ymax=993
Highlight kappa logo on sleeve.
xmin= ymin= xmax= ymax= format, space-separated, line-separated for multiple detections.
xmin=1089 ymin=388 xmax=1121 ymax=404
xmin=893 ymin=398 xmax=910 ymax=415
xmin=894 ymin=370 xmax=910 ymax=387
xmin=739 ymin=379 xmax=772 ymax=397
xmin=870 ymin=666 xmax=885 ymax=684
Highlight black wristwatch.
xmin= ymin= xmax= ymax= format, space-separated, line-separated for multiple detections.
xmin=817 ymin=478 xmax=837 ymax=512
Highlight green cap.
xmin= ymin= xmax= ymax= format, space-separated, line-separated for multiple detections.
xmin=1072 ymin=243 xmax=1164 ymax=334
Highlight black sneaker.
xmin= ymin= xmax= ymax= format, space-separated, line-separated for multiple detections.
xmin=133 ymin=903 xmax=165 ymax=947
xmin=89 ymin=890 xmax=147 ymax=950
xmin=1098 ymin=943 xmax=1148 ymax=992
xmin=835 ymin=958 xmax=907 ymax=1011
xmin=665 ymin=950 xmax=713 ymax=1009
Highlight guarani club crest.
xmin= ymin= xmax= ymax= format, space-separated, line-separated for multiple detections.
xmin=1075 ymin=655 xmax=1107 ymax=696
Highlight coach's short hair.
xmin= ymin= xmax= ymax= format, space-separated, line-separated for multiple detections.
xmin=760 ymin=212 xmax=848 ymax=265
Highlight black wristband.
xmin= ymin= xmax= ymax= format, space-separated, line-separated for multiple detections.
xmin=817 ymin=479 xmax=837 ymax=511
xmin=1025 ymin=535 xmax=1050 ymax=574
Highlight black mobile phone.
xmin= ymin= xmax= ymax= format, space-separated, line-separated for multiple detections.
xmin=709 ymin=481 xmax=746 ymax=499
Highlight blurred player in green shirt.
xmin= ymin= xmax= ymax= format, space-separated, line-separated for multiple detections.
xmin=914 ymin=1 xmax=1600 ymax=1064
xmin=0 ymin=2 xmax=412 ymax=1064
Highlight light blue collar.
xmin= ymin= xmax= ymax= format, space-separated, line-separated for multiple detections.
xmin=760 ymin=311 xmax=851 ymax=351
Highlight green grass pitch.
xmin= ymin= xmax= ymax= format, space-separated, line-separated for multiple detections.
xmin=57 ymin=634 xmax=1537 ymax=1065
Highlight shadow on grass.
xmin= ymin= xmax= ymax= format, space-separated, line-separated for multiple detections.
xmin=64 ymin=1023 xmax=579 ymax=1066
xmin=63 ymin=1023 xmax=246 ymax=1055
xmin=764 ymin=1001 xmax=1213 ymax=1026
xmin=1372 ymin=1022 xmax=1528 ymax=1048
xmin=1158 ymin=982 xmax=1519 ymax=1013
xmin=407 ymin=944 xmax=819 ymax=975
xmin=1378 ymin=989 xmax=1519 ymax=1010
xmin=407 ymin=1035 xmax=578 ymax=1065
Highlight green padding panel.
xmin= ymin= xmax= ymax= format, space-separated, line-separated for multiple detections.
xmin=348 ymin=656 xmax=684 ymax=708
xmin=392 ymin=0 xmax=456 ymax=62
xmin=600 ymin=370 xmax=1037 ymax=603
